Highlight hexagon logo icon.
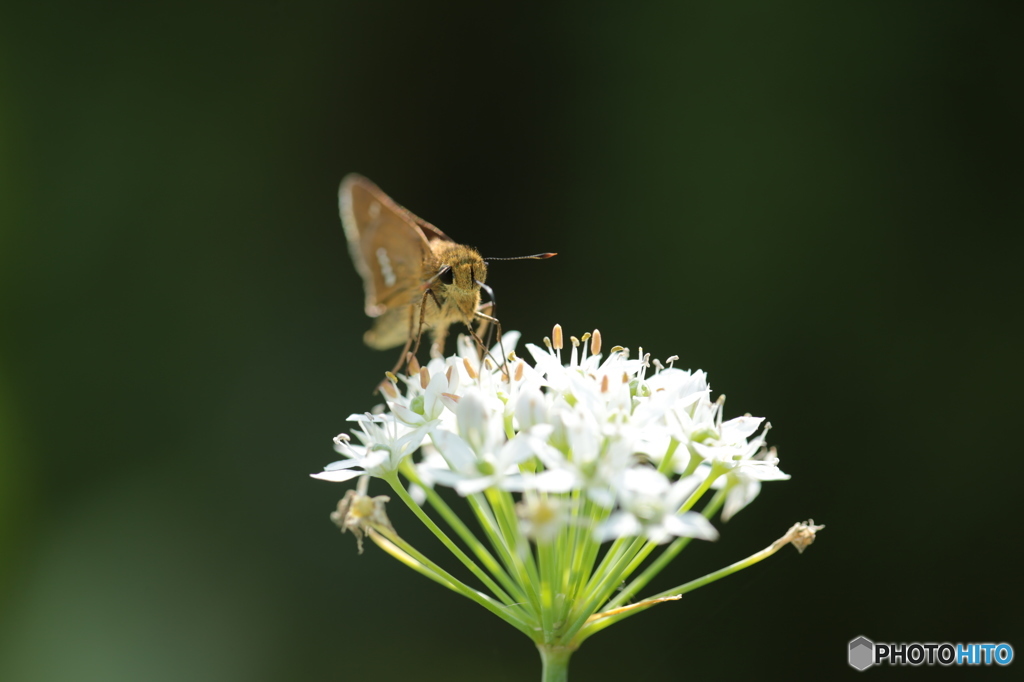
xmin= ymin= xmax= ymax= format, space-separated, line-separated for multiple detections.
xmin=849 ymin=636 xmax=874 ymax=671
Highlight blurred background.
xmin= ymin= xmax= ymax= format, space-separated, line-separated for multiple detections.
xmin=1 ymin=2 xmax=1021 ymax=680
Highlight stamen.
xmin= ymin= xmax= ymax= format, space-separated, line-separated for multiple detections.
xmin=441 ymin=392 xmax=461 ymax=403
xmin=446 ymin=365 xmax=454 ymax=384
xmin=590 ymin=330 xmax=601 ymax=356
xmin=570 ymin=335 xmax=580 ymax=348
xmin=601 ymin=375 xmax=609 ymax=393
xmin=543 ymin=336 xmax=552 ymax=350
xmin=552 ymin=324 xmax=563 ymax=350
xmin=514 ymin=361 xmax=525 ymax=382
xmin=419 ymin=367 xmax=430 ymax=390
xmin=385 ymin=371 xmax=399 ymax=384
xmin=380 ymin=380 xmax=398 ymax=399
xmin=463 ymin=357 xmax=478 ymax=379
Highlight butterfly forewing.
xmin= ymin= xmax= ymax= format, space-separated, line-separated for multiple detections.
xmin=340 ymin=174 xmax=434 ymax=318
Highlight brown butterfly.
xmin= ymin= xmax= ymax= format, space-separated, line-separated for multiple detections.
xmin=339 ymin=174 xmax=553 ymax=373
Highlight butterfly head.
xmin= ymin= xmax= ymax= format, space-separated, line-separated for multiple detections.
xmin=430 ymin=243 xmax=487 ymax=309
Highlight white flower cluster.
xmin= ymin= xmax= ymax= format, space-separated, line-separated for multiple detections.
xmin=312 ymin=327 xmax=789 ymax=544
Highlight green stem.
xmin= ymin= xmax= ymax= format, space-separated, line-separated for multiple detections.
xmin=562 ymin=536 xmax=643 ymax=639
xmin=368 ymin=528 xmax=534 ymax=636
xmin=656 ymin=438 xmax=680 ymax=475
xmin=605 ymin=488 xmax=726 ymax=610
xmin=486 ymin=487 xmax=541 ymax=589
xmin=467 ymin=492 xmax=541 ymax=611
xmin=649 ymin=532 xmax=790 ymax=601
xmin=563 ymin=464 xmax=727 ymax=639
xmin=383 ymin=472 xmax=519 ymax=609
xmin=565 ymin=497 xmax=609 ymax=621
xmin=537 ymin=644 xmax=573 ymax=682
xmin=574 ymin=525 xmax=798 ymax=644
xmin=536 ymin=530 xmax=557 ymax=639
xmin=399 ymin=461 xmax=526 ymax=604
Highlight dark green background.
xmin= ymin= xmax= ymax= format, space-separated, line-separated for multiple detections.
xmin=1 ymin=2 xmax=1021 ymax=680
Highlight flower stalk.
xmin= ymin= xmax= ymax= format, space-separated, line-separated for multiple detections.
xmin=537 ymin=644 xmax=572 ymax=682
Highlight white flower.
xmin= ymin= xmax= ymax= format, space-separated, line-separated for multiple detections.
xmin=388 ymin=365 xmax=456 ymax=428
xmin=314 ymin=325 xmax=789 ymax=546
xmin=425 ymin=390 xmax=574 ymax=496
xmin=712 ymin=446 xmax=791 ymax=521
xmin=530 ymin=423 xmax=634 ymax=509
xmin=517 ymin=494 xmax=570 ymax=544
xmin=311 ymin=413 xmax=428 ymax=481
xmin=595 ymin=467 xmax=719 ymax=544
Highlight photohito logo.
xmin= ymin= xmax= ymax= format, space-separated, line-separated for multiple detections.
xmin=848 ymin=636 xmax=1014 ymax=670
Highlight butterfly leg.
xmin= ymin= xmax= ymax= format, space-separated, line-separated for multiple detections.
xmin=474 ymin=302 xmax=496 ymax=351
xmin=472 ymin=309 xmax=509 ymax=381
xmin=409 ymin=288 xmax=445 ymax=361
xmin=388 ymin=305 xmax=420 ymax=376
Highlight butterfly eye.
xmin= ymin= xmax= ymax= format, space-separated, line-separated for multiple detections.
xmin=438 ymin=267 xmax=454 ymax=285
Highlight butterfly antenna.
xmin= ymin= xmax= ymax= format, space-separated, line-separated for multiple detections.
xmin=483 ymin=252 xmax=557 ymax=261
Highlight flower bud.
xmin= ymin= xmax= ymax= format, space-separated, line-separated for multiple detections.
xmin=515 ymin=386 xmax=547 ymax=431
